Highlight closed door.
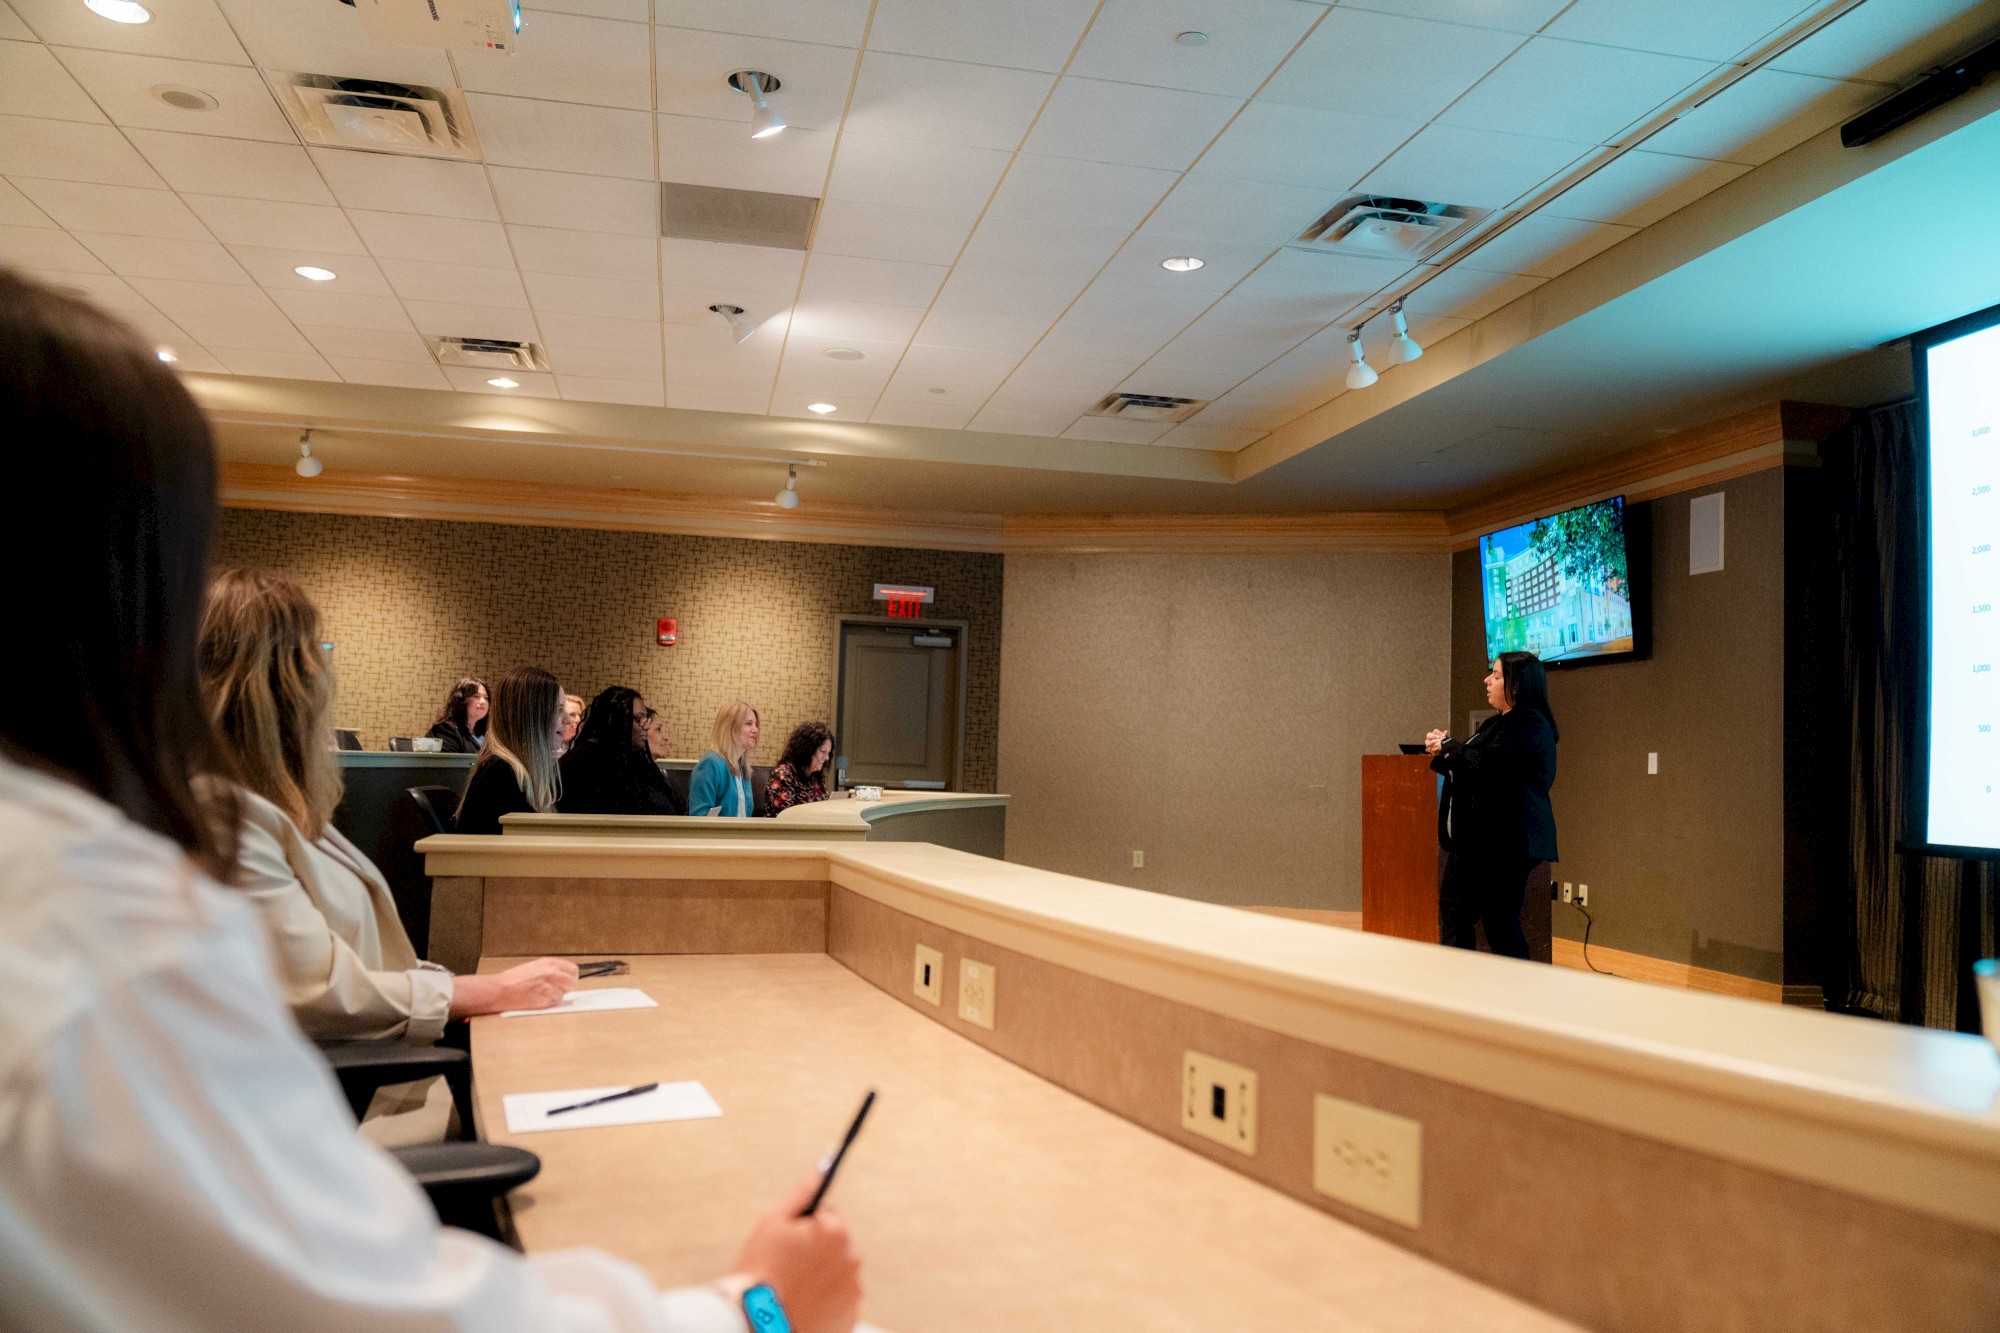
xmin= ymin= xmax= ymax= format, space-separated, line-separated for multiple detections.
xmin=836 ymin=621 xmax=961 ymax=790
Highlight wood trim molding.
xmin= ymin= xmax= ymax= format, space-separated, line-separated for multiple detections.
xmin=1551 ymin=937 xmax=1786 ymax=1003
xmin=998 ymin=510 xmax=1452 ymax=554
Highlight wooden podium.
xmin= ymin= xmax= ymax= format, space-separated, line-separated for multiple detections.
xmin=1361 ymin=754 xmax=1441 ymax=944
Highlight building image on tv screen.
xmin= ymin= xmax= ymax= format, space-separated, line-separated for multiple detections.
xmin=1480 ymin=497 xmax=1635 ymax=663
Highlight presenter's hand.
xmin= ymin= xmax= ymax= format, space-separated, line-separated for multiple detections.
xmin=730 ymin=1177 xmax=863 ymax=1333
xmin=449 ymin=957 xmax=580 ymax=1016
xmin=1424 ymin=729 xmax=1449 ymax=755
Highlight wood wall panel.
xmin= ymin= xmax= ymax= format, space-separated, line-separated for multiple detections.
xmin=481 ymin=876 xmax=829 ymax=955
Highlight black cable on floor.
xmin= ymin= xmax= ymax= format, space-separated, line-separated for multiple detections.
xmin=1569 ymin=902 xmax=1617 ymax=976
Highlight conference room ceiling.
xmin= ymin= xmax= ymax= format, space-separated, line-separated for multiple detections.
xmin=1 ymin=0 xmax=1993 ymax=512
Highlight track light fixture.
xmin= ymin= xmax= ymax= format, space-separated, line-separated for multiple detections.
xmin=1388 ymin=300 xmax=1423 ymax=364
xmin=295 ymin=430 xmax=323 ymax=478
xmin=727 ymin=70 xmax=786 ymax=139
xmin=709 ymin=303 xmax=755 ymax=344
xmin=776 ymin=463 xmax=800 ymax=510
xmin=1344 ymin=329 xmax=1378 ymax=390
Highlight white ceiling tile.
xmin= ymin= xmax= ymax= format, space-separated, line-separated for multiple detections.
xmin=1541 ymin=148 xmax=1750 ymax=227
xmin=524 ymin=270 xmax=660 ymax=320
xmin=0 ymin=223 xmax=107 ymax=273
xmin=931 ymin=265 xmax=1081 ymax=324
xmin=217 ymin=347 xmax=340 ymax=380
xmin=775 ymin=355 xmax=894 ymax=396
xmin=1154 ymin=423 xmax=1265 ymax=451
xmin=1140 ymin=173 xmax=1328 ymax=245
xmin=1025 ymin=77 xmax=1241 ymax=171
xmin=128 ymin=131 xmax=333 ymax=204
xmin=656 ymin=0 xmax=870 ymax=45
xmin=54 ymin=48 xmax=294 ymax=141
xmin=778 ymin=331 xmax=903 ymax=371
xmin=656 ymin=28 xmax=859 ymax=129
xmin=967 ymin=405 xmax=1072 ymax=436
xmin=985 ymin=153 xmax=1177 ymax=231
xmin=159 ymin=344 xmax=227 ymax=372
xmin=869 ymin=398 xmax=975 ymax=429
xmin=327 ymin=356 xmax=451 ymax=389
xmin=114 ymin=308 xmax=191 ymax=344
xmin=1125 ymin=341 xmax=1272 ymax=398
xmin=267 ymin=289 xmax=416 ymax=332
xmin=442 ymin=366 xmax=561 ymax=397
xmin=1438 ymin=37 xmax=1716 ymax=146
xmin=1359 ymin=124 xmax=1589 ymax=209
xmin=913 ymin=307 xmax=1052 ymax=354
xmin=789 ymin=298 xmax=925 ymax=342
xmin=866 ymin=0 xmax=1098 ymax=73
xmin=536 ymin=0 xmax=650 ymax=21
xmin=227 ymin=244 xmax=394 ymax=294
xmin=663 ymin=327 xmax=780 ymax=366
xmin=0 ymin=114 xmax=164 ymax=186
xmin=959 ymin=215 xmax=1125 ymax=282
xmin=308 ymin=149 xmax=498 ymax=220
xmin=299 ymin=324 xmax=433 ymax=362
xmin=21 ymin=268 xmax=154 ymax=311
xmin=75 ymin=232 xmax=249 ymax=283
xmin=1396 ymin=264 xmax=1545 ymax=321
xmin=1547 ymin=0 xmax=1818 ymax=63
xmin=1343 ymin=0 xmax=1566 ymax=32
xmin=0 ymin=179 xmax=52 ymax=227
xmin=11 ymin=0 xmax=249 ymax=63
xmin=466 ymin=93 xmax=656 ymax=178
xmin=11 ymin=178 xmax=210 ymax=239
xmin=1095 ymin=231 xmax=1272 ymax=293
xmin=824 ymin=134 xmax=1010 ymax=212
xmin=1034 ymin=316 xmax=1174 ymax=363
xmin=882 ymin=368 xmax=1006 ymax=404
xmin=560 ymin=375 xmax=665 ymax=405
xmin=509 ymin=224 xmax=657 ymax=281
xmin=666 ymin=351 xmax=781 ymax=388
xmin=1063 ymin=277 xmax=1210 ymax=334
xmin=379 ymin=257 xmax=528 ymax=308
xmin=844 ymin=52 xmax=1052 ymax=150
xmin=0 ymin=39 xmax=106 ymax=122
xmin=1637 ymin=68 xmax=1889 ymax=166
xmin=1770 ymin=0 xmax=1996 ymax=83
xmin=537 ymin=310 xmax=663 ymax=352
xmin=460 ymin=13 xmax=653 ymax=109
xmin=0 ymin=1 xmax=33 ymax=39
xmin=545 ymin=342 xmax=664 ymax=379
xmin=1165 ymin=314 xmax=1301 ymax=363
xmin=658 ymin=114 xmax=836 ymax=195
xmin=1450 ymin=213 xmax=1637 ymax=278
xmin=1062 ymin=416 xmax=1172 ymax=443
xmin=660 ymin=236 xmax=803 ymax=290
xmin=661 ymin=283 xmax=790 ymax=330
xmin=129 ymin=275 xmax=281 ymax=321
xmin=1260 ymin=7 xmax=1523 ymax=120
xmin=488 ymin=166 xmax=659 ymax=236
xmin=667 ymin=382 xmax=771 ymax=413
xmin=214 ymin=0 xmax=452 ymax=85
xmin=351 ymin=211 xmax=515 ymax=268
xmin=984 ymin=384 xmax=1111 ymax=425
xmin=1010 ymin=350 xmax=1141 ymax=392
xmin=1195 ymin=100 xmax=1421 ymax=191
xmin=1069 ymin=0 xmax=1325 ymax=96
xmin=168 ymin=313 xmax=309 ymax=351
xmin=1260 ymin=324 xmax=1356 ymax=381
xmin=896 ymin=343 xmax=1021 ymax=383
xmin=811 ymin=199 xmax=976 ymax=265
xmin=182 ymin=195 xmax=367 ymax=253
xmin=799 ymin=253 xmax=947 ymax=307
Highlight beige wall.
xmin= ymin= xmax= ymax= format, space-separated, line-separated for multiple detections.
xmin=999 ymin=552 xmax=1451 ymax=910
xmin=214 ymin=509 xmax=1002 ymax=790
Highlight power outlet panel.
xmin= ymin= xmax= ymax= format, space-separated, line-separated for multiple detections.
xmin=1313 ymin=1094 xmax=1422 ymax=1228
xmin=1577 ymin=884 xmax=1590 ymax=907
xmin=1131 ymin=849 xmax=1145 ymax=868
xmin=1561 ymin=882 xmax=1574 ymax=903
xmin=1181 ymin=1050 xmax=1257 ymax=1156
xmin=912 ymin=944 xmax=942 ymax=1006
xmin=957 ymin=958 xmax=995 ymax=1029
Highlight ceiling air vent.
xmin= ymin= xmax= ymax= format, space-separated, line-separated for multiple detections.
xmin=1087 ymin=392 xmax=1207 ymax=424
xmin=661 ymin=182 xmax=818 ymax=251
xmin=429 ymin=337 xmax=549 ymax=372
xmin=268 ymin=73 xmax=481 ymax=160
xmin=1291 ymin=195 xmax=1487 ymax=262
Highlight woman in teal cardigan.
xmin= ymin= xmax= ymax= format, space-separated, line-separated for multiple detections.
xmin=689 ymin=699 xmax=760 ymax=816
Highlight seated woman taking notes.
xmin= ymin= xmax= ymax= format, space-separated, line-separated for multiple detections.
xmin=768 ymin=720 xmax=835 ymax=813
xmin=453 ymin=666 xmax=567 ymax=834
xmin=690 ymin=699 xmax=760 ymax=816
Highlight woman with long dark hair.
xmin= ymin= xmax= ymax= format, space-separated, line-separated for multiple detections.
xmin=426 ymin=676 xmax=488 ymax=752
xmin=558 ymin=685 xmax=685 ymax=815
xmin=453 ymin=665 xmax=565 ymax=834
xmin=1425 ymin=651 xmax=1560 ymax=960
xmin=768 ymin=721 xmax=835 ymax=813
xmin=0 ymin=270 xmax=861 ymax=1332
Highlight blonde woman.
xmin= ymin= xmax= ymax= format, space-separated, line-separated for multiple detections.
xmin=198 ymin=570 xmax=577 ymax=1052
xmin=454 ymin=665 xmax=566 ymax=834
xmin=558 ymin=692 xmax=584 ymax=754
xmin=690 ymin=700 xmax=759 ymax=816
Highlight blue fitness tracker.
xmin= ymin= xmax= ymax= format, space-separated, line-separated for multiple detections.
xmin=740 ymin=1283 xmax=792 ymax=1333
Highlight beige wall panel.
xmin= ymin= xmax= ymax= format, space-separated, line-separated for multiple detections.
xmin=481 ymin=876 xmax=829 ymax=955
xmin=998 ymin=551 xmax=1450 ymax=909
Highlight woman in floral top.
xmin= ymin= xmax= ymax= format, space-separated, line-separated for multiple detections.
xmin=767 ymin=720 xmax=834 ymax=813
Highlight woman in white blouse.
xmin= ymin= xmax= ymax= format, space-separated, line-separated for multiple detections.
xmin=0 ymin=269 xmax=861 ymax=1333
xmin=197 ymin=567 xmax=579 ymax=1040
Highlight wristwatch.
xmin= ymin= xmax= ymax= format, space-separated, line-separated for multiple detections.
xmin=740 ymin=1283 xmax=792 ymax=1333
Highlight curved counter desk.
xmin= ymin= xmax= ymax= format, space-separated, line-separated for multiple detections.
xmin=422 ymin=835 xmax=2000 ymax=1333
xmin=498 ymin=792 xmax=1008 ymax=858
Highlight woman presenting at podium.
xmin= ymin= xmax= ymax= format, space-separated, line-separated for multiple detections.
xmin=1424 ymin=652 xmax=1559 ymax=960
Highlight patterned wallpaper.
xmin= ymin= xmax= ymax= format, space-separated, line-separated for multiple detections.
xmin=214 ymin=509 xmax=1003 ymax=791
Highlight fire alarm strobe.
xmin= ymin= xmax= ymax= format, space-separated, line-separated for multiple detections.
xmin=656 ymin=617 xmax=677 ymax=647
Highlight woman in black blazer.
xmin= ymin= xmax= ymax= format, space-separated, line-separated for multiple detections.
xmin=1425 ymin=651 xmax=1559 ymax=960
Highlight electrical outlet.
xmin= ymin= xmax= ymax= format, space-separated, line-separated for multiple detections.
xmin=1561 ymin=882 xmax=1574 ymax=903
xmin=1131 ymin=849 xmax=1145 ymax=868
xmin=957 ymin=958 xmax=995 ymax=1029
xmin=1647 ymin=751 xmax=1659 ymax=775
xmin=1181 ymin=1050 xmax=1257 ymax=1156
xmin=1577 ymin=884 xmax=1590 ymax=907
xmin=912 ymin=944 xmax=942 ymax=1006
xmin=1313 ymin=1094 xmax=1422 ymax=1228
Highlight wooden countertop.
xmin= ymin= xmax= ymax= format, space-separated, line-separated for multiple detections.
xmin=471 ymin=954 xmax=1576 ymax=1333
xmin=499 ymin=792 xmax=1010 ymax=839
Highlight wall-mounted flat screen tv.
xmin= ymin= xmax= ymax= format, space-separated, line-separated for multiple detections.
xmin=1480 ymin=495 xmax=1644 ymax=666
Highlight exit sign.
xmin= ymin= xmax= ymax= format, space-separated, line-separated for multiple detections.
xmin=873 ymin=583 xmax=935 ymax=619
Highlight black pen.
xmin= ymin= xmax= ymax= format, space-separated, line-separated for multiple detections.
xmin=547 ymin=1082 xmax=659 ymax=1117
xmin=799 ymin=1090 xmax=876 ymax=1217
xmin=577 ymin=960 xmax=627 ymax=979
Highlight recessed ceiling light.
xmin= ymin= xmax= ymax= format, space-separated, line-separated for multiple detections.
xmin=727 ymin=70 xmax=786 ymax=139
xmin=1175 ymin=30 xmax=1208 ymax=46
xmin=822 ymin=347 xmax=864 ymax=361
xmin=806 ymin=402 xmax=836 ymax=414
xmin=150 ymin=84 xmax=218 ymax=111
xmin=155 ymin=347 xmax=177 ymax=363
xmin=1160 ymin=255 xmax=1204 ymax=272
xmin=487 ymin=377 xmax=519 ymax=389
xmin=84 ymin=0 xmax=151 ymax=23
xmin=294 ymin=265 xmax=337 ymax=281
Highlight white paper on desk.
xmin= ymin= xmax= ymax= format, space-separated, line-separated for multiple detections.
xmin=503 ymin=1080 xmax=721 ymax=1133
xmin=497 ymin=986 xmax=658 ymax=1018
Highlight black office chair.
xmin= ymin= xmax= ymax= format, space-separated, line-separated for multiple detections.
xmin=378 ymin=785 xmax=457 ymax=959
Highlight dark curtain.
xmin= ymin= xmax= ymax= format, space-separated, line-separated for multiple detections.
xmin=1826 ymin=402 xmax=1997 ymax=1030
